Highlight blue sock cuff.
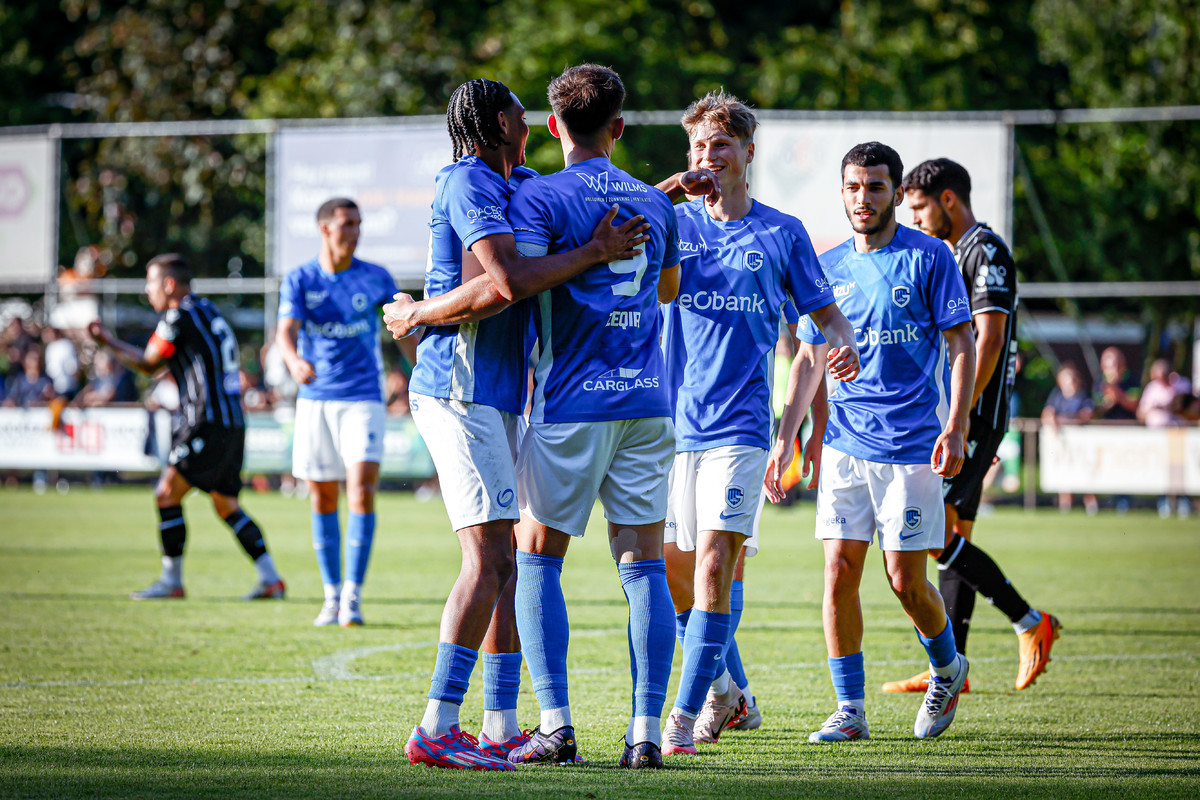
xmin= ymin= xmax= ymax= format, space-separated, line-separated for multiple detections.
xmin=917 ymin=618 xmax=958 ymax=669
xmin=311 ymin=511 xmax=341 ymax=586
xmin=481 ymin=651 xmax=522 ymax=711
xmin=345 ymin=511 xmax=376 ymax=585
xmin=674 ymin=608 xmax=691 ymax=648
xmin=516 ymin=550 xmax=563 ymax=573
xmin=690 ymin=609 xmax=732 ymax=644
xmin=828 ymin=652 xmax=866 ymax=704
xmin=428 ymin=642 xmax=479 ymax=705
xmin=617 ymin=558 xmax=666 ymax=583
xmin=730 ymin=580 xmax=744 ymax=612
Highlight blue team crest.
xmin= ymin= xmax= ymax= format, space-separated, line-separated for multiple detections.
xmin=727 ymin=486 xmax=745 ymax=508
xmin=904 ymin=506 xmax=921 ymax=530
xmin=892 ymin=286 xmax=911 ymax=308
xmin=743 ymin=250 xmax=764 ymax=272
xmin=352 ymin=293 xmax=368 ymax=312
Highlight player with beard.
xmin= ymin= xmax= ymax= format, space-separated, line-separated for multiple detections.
xmin=880 ymin=158 xmax=1060 ymax=694
xmin=769 ymin=142 xmax=975 ymax=742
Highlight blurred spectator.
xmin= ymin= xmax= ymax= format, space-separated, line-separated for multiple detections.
xmin=1041 ymin=362 xmax=1096 ymax=514
xmin=75 ymin=350 xmax=137 ymax=407
xmin=4 ymin=346 xmax=55 ymax=407
xmin=240 ymin=368 xmax=272 ymax=411
xmin=1093 ymin=347 xmax=1140 ymax=421
xmin=1092 ymin=347 xmax=1139 ymax=513
xmin=2 ymin=317 xmax=36 ymax=379
xmin=1138 ymin=359 xmax=1192 ymax=518
xmin=42 ymin=327 xmax=81 ymax=399
xmin=385 ymin=362 xmax=410 ymax=415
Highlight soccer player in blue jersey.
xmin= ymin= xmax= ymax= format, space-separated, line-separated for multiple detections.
xmin=882 ymin=159 xmax=1060 ymax=694
xmin=769 ymin=142 xmax=977 ymax=742
xmin=384 ymin=78 xmax=648 ymax=772
xmin=653 ymin=91 xmax=860 ymax=756
xmin=487 ymin=63 xmax=682 ymax=769
xmin=277 ymin=198 xmax=398 ymax=628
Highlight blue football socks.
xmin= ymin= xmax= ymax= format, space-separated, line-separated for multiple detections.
xmin=674 ymin=608 xmax=691 ymax=649
xmin=918 ymin=617 xmax=959 ymax=675
xmin=515 ymin=551 xmax=571 ymax=714
xmin=345 ymin=511 xmax=375 ymax=585
xmin=829 ymin=652 xmax=866 ymax=710
xmin=618 ymin=559 xmax=675 ymax=719
xmin=713 ymin=578 xmax=745 ymax=686
xmin=675 ymin=609 xmax=732 ymax=716
xmin=311 ymin=511 xmax=341 ymax=588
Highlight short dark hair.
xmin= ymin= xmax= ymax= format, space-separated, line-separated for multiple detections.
xmin=841 ymin=141 xmax=904 ymax=189
xmin=446 ymin=79 xmax=515 ymax=162
xmin=147 ymin=253 xmax=191 ymax=285
xmin=547 ymin=64 xmax=625 ymax=139
xmin=902 ymin=158 xmax=972 ymax=207
xmin=316 ymin=198 xmax=359 ymax=224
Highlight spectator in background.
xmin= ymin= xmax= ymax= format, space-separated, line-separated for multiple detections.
xmin=240 ymin=368 xmax=271 ymax=412
xmin=76 ymin=349 xmax=138 ymax=407
xmin=260 ymin=327 xmax=298 ymax=412
xmin=1093 ymin=347 xmax=1140 ymax=422
xmin=2 ymin=317 xmax=36 ymax=380
xmin=4 ymin=346 xmax=55 ymax=407
xmin=1041 ymin=362 xmax=1096 ymax=514
xmin=42 ymin=327 xmax=80 ymax=400
xmin=1139 ymin=359 xmax=1191 ymax=518
xmin=1092 ymin=346 xmax=1139 ymax=513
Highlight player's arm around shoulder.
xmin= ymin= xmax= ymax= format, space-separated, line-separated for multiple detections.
xmin=932 ymin=319 xmax=976 ymax=477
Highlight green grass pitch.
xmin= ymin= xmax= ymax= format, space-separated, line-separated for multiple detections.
xmin=1 ymin=486 xmax=1198 ymax=798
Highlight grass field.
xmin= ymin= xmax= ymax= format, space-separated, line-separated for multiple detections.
xmin=1 ymin=486 xmax=1198 ymax=799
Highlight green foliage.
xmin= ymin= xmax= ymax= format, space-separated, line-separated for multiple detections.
xmin=2 ymin=488 xmax=1200 ymax=798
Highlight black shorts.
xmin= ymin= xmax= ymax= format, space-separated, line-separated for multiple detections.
xmin=169 ymin=424 xmax=245 ymax=497
xmin=942 ymin=420 xmax=1006 ymax=522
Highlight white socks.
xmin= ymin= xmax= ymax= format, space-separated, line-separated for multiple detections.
xmin=541 ymin=705 xmax=572 ymax=733
xmin=161 ymin=556 xmax=182 ymax=586
xmin=1013 ymin=608 xmax=1042 ymax=635
xmin=627 ymin=715 xmax=661 ymax=747
xmin=253 ymin=553 xmax=280 ymax=584
xmin=481 ymin=709 xmax=520 ymax=743
xmin=420 ymin=699 xmax=460 ymax=738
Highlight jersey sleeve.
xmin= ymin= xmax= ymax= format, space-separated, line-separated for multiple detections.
xmin=148 ymin=308 xmax=184 ymax=358
xmin=444 ymin=168 xmax=515 ymax=251
xmin=278 ymin=271 xmax=305 ymax=321
xmin=783 ymin=224 xmax=834 ymax=316
xmin=927 ymin=244 xmax=972 ymax=330
xmin=661 ymin=206 xmax=680 ymax=269
xmin=797 ymin=309 xmax=827 ymax=345
xmin=782 ymin=298 xmax=800 ymax=325
xmin=509 ymin=180 xmax=554 ymax=251
xmin=963 ymin=238 xmax=1017 ymax=316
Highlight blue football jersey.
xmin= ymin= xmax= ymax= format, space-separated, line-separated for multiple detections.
xmin=409 ymin=156 xmax=530 ymax=414
xmin=663 ymin=199 xmax=834 ymax=451
xmin=278 ymin=257 xmax=397 ymax=402
xmin=800 ymin=225 xmax=971 ymax=464
xmin=508 ymin=157 xmax=680 ymax=423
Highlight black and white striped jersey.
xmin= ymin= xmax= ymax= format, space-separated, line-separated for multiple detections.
xmin=953 ymin=223 xmax=1018 ymax=432
xmin=149 ymin=294 xmax=245 ymax=435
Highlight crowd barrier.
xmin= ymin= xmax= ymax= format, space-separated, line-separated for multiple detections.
xmin=0 ymin=406 xmax=435 ymax=478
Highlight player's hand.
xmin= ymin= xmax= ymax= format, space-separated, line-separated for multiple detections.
xmin=382 ymin=293 xmax=420 ymax=339
xmin=591 ymin=204 xmax=649 ymax=263
xmin=931 ymin=427 xmax=966 ymax=477
xmin=286 ymin=355 xmax=316 ymax=385
xmin=827 ymin=344 xmax=859 ymax=382
xmin=86 ymin=320 xmax=109 ymax=346
xmin=680 ymin=168 xmax=721 ymax=204
xmin=801 ymin=434 xmax=822 ymax=490
xmin=763 ymin=437 xmax=795 ymax=503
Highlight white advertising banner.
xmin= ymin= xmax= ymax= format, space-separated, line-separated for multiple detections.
xmin=0 ymin=136 xmax=55 ymax=284
xmin=0 ymin=407 xmax=162 ymax=472
xmin=273 ymin=126 xmax=449 ymax=284
xmin=1039 ymin=425 xmax=1200 ymax=495
xmin=752 ymin=120 xmax=1010 ymax=257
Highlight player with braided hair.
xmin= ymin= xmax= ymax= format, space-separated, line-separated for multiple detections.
xmin=447 ymin=79 xmax=515 ymax=162
xmin=391 ymin=78 xmax=648 ymax=771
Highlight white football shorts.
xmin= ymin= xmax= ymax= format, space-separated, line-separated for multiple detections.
xmin=814 ymin=446 xmax=945 ymax=551
xmin=292 ymin=398 xmax=386 ymax=482
xmin=518 ymin=417 xmax=675 ymax=537
xmin=409 ymin=392 xmax=521 ymax=532
xmin=665 ymin=445 xmax=768 ymax=557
